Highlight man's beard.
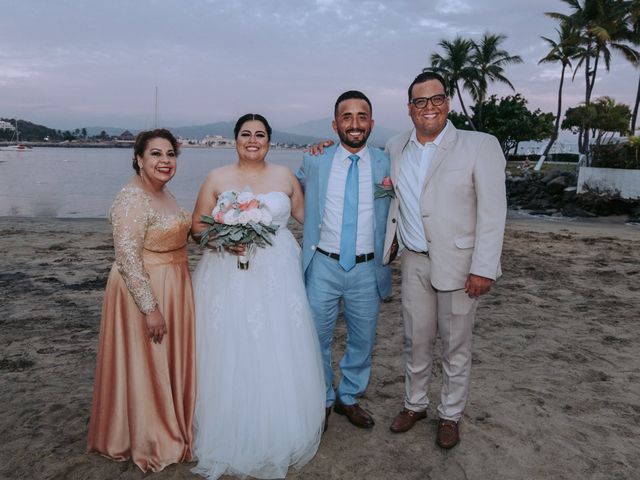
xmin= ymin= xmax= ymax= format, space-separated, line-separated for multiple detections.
xmin=338 ymin=128 xmax=370 ymax=150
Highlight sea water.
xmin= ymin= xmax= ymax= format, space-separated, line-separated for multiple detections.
xmin=0 ymin=147 xmax=303 ymax=218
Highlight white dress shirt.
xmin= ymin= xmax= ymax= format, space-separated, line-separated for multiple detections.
xmin=396 ymin=121 xmax=450 ymax=252
xmin=318 ymin=145 xmax=374 ymax=255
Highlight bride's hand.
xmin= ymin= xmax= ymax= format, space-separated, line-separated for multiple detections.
xmin=225 ymin=244 xmax=247 ymax=256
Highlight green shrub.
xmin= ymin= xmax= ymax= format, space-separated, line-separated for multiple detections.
xmin=590 ymin=143 xmax=639 ymax=169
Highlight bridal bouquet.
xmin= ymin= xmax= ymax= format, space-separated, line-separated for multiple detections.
xmin=199 ymin=190 xmax=278 ymax=269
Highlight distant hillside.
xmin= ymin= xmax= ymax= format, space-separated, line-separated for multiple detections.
xmin=285 ymin=117 xmax=399 ymax=148
xmin=84 ymin=122 xmax=324 ymax=146
xmin=85 ymin=119 xmax=396 ymax=146
xmin=83 ymin=126 xmax=130 ymax=137
xmin=173 ymin=122 xmax=323 ymax=146
xmin=172 ymin=122 xmax=234 ymax=140
xmin=0 ymin=118 xmax=62 ymax=142
xmin=10 ymin=118 xmax=395 ymax=146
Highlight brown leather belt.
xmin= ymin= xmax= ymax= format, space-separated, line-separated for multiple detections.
xmin=316 ymin=247 xmax=375 ymax=264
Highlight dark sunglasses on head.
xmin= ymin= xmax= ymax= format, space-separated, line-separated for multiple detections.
xmin=410 ymin=94 xmax=447 ymax=108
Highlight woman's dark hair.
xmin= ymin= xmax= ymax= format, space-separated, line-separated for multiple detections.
xmin=233 ymin=113 xmax=272 ymax=141
xmin=132 ymin=128 xmax=180 ymax=174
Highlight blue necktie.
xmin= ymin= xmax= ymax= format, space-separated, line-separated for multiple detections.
xmin=339 ymin=154 xmax=359 ymax=271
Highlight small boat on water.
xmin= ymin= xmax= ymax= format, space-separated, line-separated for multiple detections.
xmin=0 ymin=144 xmax=32 ymax=151
xmin=0 ymin=119 xmax=32 ymax=151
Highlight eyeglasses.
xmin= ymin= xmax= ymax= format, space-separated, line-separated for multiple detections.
xmin=410 ymin=94 xmax=447 ymax=108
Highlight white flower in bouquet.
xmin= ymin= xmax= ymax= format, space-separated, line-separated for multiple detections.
xmin=223 ymin=209 xmax=240 ymax=225
xmin=239 ymin=208 xmax=262 ymax=224
xmin=236 ymin=190 xmax=255 ymax=205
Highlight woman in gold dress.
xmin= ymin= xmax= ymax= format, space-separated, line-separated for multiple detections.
xmin=87 ymin=129 xmax=195 ymax=472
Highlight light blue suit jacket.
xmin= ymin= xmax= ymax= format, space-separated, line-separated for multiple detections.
xmin=296 ymin=144 xmax=392 ymax=299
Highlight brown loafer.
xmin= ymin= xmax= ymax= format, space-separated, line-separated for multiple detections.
xmin=389 ymin=408 xmax=427 ymax=433
xmin=334 ymin=400 xmax=375 ymax=429
xmin=436 ymin=419 xmax=460 ymax=449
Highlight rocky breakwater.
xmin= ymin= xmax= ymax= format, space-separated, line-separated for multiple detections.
xmin=506 ymin=168 xmax=640 ymax=221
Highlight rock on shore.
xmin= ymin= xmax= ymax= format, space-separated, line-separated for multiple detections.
xmin=507 ymin=168 xmax=640 ymax=221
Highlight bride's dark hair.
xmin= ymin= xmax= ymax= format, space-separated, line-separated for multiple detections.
xmin=234 ymin=113 xmax=272 ymax=141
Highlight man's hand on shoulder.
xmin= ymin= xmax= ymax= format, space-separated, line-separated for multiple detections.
xmin=464 ymin=274 xmax=493 ymax=298
xmin=305 ymin=140 xmax=334 ymax=156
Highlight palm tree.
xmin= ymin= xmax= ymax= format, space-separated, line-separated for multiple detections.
xmin=429 ymin=36 xmax=478 ymax=130
xmin=628 ymin=0 xmax=640 ymax=133
xmin=547 ymin=0 xmax=639 ymax=153
xmin=538 ymin=21 xmax=579 ymax=158
xmin=470 ymin=33 xmax=523 ymax=130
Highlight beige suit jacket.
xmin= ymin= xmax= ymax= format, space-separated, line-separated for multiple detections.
xmin=382 ymin=125 xmax=507 ymax=291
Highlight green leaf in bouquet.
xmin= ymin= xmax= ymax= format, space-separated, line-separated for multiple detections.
xmin=200 ymin=214 xmax=215 ymax=225
xmin=229 ymin=230 xmax=244 ymax=242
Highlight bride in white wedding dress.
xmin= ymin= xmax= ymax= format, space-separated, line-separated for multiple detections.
xmin=190 ymin=114 xmax=325 ymax=480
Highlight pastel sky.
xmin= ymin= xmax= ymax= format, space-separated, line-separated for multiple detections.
xmin=1 ymin=0 xmax=637 ymax=132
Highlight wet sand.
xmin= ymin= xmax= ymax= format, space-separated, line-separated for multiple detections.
xmin=0 ymin=215 xmax=639 ymax=479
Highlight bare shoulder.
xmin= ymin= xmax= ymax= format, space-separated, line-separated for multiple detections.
xmin=202 ymin=164 xmax=235 ymax=188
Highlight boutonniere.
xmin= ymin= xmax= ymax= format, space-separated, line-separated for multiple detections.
xmin=374 ymin=176 xmax=396 ymax=199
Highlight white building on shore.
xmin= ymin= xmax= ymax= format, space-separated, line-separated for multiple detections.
xmin=202 ymin=135 xmax=235 ymax=147
xmin=0 ymin=120 xmax=16 ymax=131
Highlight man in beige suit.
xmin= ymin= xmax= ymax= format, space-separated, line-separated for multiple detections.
xmin=384 ymin=71 xmax=506 ymax=449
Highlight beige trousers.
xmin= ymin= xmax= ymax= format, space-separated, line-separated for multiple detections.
xmin=400 ymin=250 xmax=478 ymax=421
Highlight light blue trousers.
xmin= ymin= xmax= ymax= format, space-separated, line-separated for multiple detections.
xmin=305 ymin=252 xmax=380 ymax=407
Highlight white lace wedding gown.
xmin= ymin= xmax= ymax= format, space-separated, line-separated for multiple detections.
xmin=192 ymin=191 xmax=325 ymax=480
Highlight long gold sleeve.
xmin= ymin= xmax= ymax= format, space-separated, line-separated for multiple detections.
xmin=110 ymin=188 xmax=158 ymax=315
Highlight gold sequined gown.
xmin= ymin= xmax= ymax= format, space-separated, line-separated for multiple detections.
xmin=87 ymin=186 xmax=196 ymax=473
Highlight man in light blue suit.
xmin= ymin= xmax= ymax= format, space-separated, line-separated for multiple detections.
xmin=296 ymin=91 xmax=392 ymax=431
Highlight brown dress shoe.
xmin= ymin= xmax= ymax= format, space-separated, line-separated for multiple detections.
xmin=333 ymin=400 xmax=375 ymax=428
xmin=389 ymin=408 xmax=427 ymax=433
xmin=436 ymin=419 xmax=460 ymax=449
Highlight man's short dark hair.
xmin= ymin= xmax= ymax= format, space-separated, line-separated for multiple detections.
xmin=407 ymin=71 xmax=448 ymax=101
xmin=334 ymin=90 xmax=372 ymax=117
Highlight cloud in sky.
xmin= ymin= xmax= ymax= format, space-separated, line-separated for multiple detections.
xmin=1 ymin=0 xmax=636 ymax=132
xmin=435 ymin=0 xmax=472 ymax=15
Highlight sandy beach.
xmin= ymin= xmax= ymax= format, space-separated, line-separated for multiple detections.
xmin=1 ymin=214 xmax=639 ymax=480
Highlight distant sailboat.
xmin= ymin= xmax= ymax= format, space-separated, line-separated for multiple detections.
xmin=0 ymin=119 xmax=32 ymax=151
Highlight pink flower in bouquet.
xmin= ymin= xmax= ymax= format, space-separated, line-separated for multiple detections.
xmin=381 ymin=176 xmax=392 ymax=187
xmin=239 ymin=198 xmax=260 ymax=212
